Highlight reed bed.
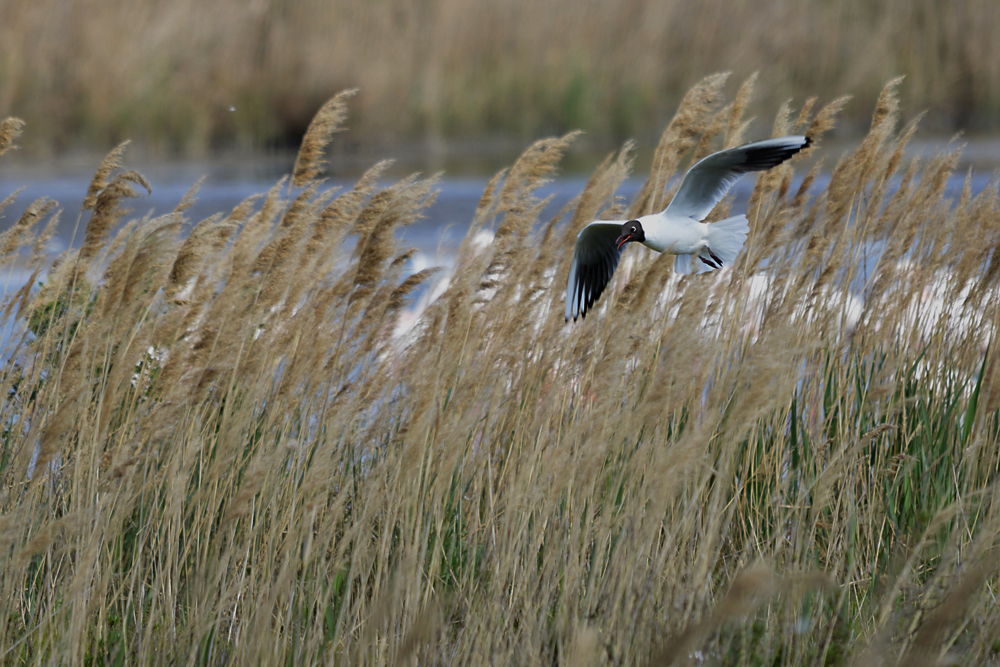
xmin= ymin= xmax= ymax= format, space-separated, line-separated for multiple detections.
xmin=3 ymin=0 xmax=1000 ymax=153
xmin=0 ymin=76 xmax=999 ymax=666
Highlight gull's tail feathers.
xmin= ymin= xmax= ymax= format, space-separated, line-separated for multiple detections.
xmin=675 ymin=215 xmax=750 ymax=274
xmin=705 ymin=214 xmax=749 ymax=267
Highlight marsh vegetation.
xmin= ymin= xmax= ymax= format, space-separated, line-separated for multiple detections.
xmin=3 ymin=0 xmax=1000 ymax=153
xmin=0 ymin=76 xmax=998 ymax=665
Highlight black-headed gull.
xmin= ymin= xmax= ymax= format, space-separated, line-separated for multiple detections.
xmin=565 ymin=136 xmax=810 ymax=321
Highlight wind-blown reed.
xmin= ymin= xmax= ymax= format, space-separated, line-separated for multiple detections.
xmin=0 ymin=76 xmax=998 ymax=665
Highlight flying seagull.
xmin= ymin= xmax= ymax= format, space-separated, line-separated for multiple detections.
xmin=565 ymin=135 xmax=810 ymax=321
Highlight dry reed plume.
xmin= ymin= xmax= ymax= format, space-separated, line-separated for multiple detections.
xmin=0 ymin=76 xmax=999 ymax=665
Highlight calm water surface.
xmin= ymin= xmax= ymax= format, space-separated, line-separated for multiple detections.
xmin=0 ymin=144 xmax=997 ymax=355
xmin=0 ymin=141 xmax=997 ymax=271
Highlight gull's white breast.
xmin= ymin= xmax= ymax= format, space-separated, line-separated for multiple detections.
xmin=640 ymin=213 xmax=708 ymax=255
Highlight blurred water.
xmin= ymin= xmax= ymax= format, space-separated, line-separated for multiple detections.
xmin=0 ymin=152 xmax=997 ymax=360
xmin=0 ymin=158 xmax=637 ymax=264
xmin=0 ymin=151 xmax=995 ymax=281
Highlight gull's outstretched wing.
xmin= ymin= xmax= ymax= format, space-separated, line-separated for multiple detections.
xmin=565 ymin=221 xmax=624 ymax=321
xmin=664 ymin=136 xmax=809 ymax=222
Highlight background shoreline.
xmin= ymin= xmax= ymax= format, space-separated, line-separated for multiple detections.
xmin=3 ymin=0 xmax=1000 ymax=156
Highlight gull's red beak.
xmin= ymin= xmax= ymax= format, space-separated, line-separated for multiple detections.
xmin=615 ymin=234 xmax=630 ymax=250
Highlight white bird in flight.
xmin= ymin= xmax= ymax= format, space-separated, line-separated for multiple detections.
xmin=565 ymin=135 xmax=810 ymax=321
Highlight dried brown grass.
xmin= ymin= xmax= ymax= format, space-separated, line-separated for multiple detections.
xmin=3 ymin=0 xmax=1000 ymax=154
xmin=0 ymin=82 xmax=998 ymax=666
xmin=292 ymin=88 xmax=358 ymax=187
xmin=0 ymin=117 xmax=25 ymax=156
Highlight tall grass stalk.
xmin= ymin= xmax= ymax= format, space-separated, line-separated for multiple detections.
xmin=0 ymin=77 xmax=998 ymax=665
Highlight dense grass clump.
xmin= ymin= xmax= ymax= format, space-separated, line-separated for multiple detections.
xmin=0 ymin=76 xmax=999 ymax=665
